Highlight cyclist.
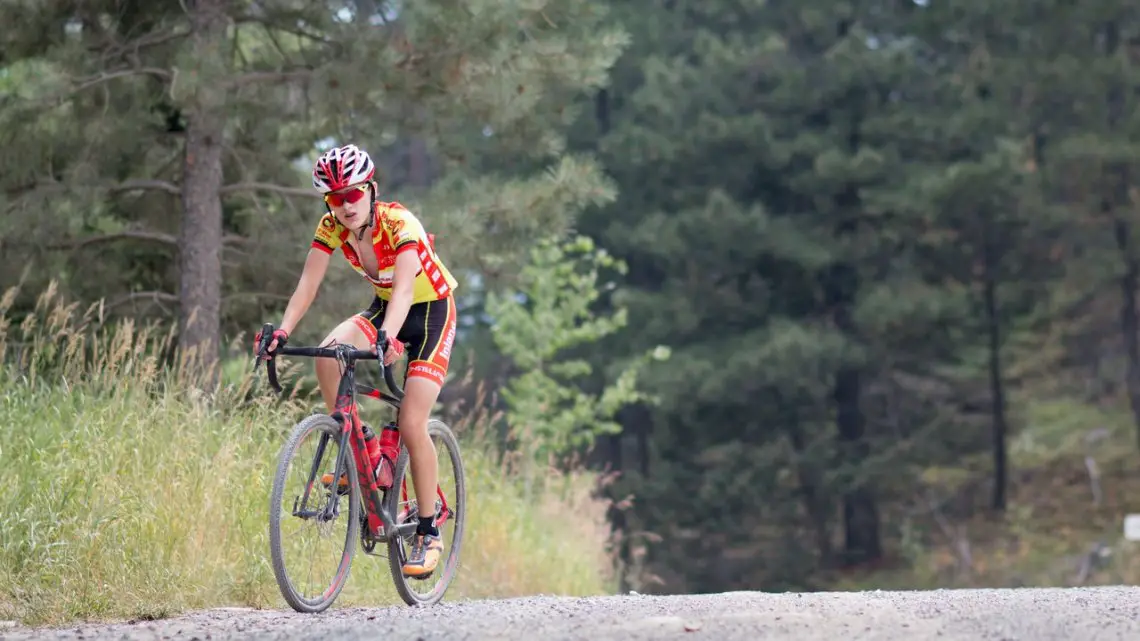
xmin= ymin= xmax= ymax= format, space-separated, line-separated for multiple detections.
xmin=256 ymin=143 xmax=458 ymax=578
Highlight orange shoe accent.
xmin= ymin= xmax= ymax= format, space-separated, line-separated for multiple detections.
xmin=402 ymin=534 xmax=444 ymax=578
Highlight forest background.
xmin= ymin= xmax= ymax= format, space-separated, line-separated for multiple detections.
xmin=4 ymin=0 xmax=1140 ymax=625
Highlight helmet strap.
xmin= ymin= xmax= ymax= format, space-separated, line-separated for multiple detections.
xmin=353 ymin=217 xmax=369 ymax=241
xmin=352 ymin=184 xmax=378 ymax=242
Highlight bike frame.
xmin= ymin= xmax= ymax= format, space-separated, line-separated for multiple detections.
xmin=256 ymin=323 xmax=451 ymax=543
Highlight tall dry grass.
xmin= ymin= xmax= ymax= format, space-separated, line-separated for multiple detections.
xmin=0 ymin=283 xmax=618 ymax=625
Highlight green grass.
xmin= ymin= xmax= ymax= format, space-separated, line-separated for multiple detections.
xmin=0 ymin=284 xmax=617 ymax=625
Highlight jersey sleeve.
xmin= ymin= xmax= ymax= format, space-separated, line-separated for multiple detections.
xmin=380 ymin=204 xmax=426 ymax=254
xmin=311 ymin=213 xmax=343 ymax=253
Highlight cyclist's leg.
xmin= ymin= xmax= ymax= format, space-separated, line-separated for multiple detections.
xmin=314 ymin=297 xmax=385 ymax=413
xmin=400 ymin=295 xmax=458 ymax=577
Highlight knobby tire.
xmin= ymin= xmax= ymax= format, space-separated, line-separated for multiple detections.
xmin=385 ymin=418 xmax=467 ymax=606
xmin=269 ymin=414 xmax=361 ymax=613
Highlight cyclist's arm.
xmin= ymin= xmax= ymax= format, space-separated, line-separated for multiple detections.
xmin=280 ymin=248 xmax=331 ymax=336
xmin=378 ymin=249 xmax=418 ymax=340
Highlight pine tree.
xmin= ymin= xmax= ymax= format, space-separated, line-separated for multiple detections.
xmin=901 ymin=0 xmax=1073 ymax=511
xmin=565 ymin=0 xmax=1015 ymax=590
xmin=992 ymin=1 xmax=1140 ymax=449
xmin=0 ymin=0 xmax=627 ymax=381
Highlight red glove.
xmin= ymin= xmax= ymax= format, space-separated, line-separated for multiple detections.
xmin=382 ymin=334 xmax=404 ymax=365
xmin=254 ymin=328 xmax=289 ymax=358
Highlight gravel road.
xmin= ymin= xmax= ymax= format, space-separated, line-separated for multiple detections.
xmin=4 ymin=587 xmax=1140 ymax=641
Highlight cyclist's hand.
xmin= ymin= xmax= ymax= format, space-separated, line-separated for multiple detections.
xmin=254 ymin=328 xmax=289 ymax=359
xmin=381 ymin=334 xmax=404 ymax=366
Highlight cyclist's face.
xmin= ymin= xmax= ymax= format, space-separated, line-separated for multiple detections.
xmin=326 ymin=182 xmax=371 ymax=230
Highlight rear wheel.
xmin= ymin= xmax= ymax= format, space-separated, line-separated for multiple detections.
xmin=385 ymin=418 xmax=466 ymax=605
xmin=269 ymin=414 xmax=360 ymax=613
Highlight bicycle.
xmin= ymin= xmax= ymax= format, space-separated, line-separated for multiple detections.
xmin=254 ymin=322 xmax=466 ymax=612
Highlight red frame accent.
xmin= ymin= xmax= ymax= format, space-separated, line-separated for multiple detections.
xmin=347 ymin=386 xmax=451 ymax=537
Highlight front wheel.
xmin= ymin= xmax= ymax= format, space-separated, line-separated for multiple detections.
xmin=268 ymin=414 xmax=360 ymax=613
xmin=385 ymin=418 xmax=467 ymax=606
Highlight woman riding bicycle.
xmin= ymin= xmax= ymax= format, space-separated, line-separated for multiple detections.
xmin=256 ymin=143 xmax=458 ymax=578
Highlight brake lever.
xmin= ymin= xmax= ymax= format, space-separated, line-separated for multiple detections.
xmin=256 ymin=323 xmax=275 ymax=359
xmin=253 ymin=323 xmax=284 ymax=393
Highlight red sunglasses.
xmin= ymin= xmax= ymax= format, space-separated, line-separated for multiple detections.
xmin=324 ymin=184 xmax=369 ymax=208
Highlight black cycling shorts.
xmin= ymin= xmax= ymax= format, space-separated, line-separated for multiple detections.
xmin=349 ymin=295 xmax=457 ymax=387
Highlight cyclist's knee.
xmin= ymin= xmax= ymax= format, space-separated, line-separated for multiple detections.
xmin=313 ymin=319 xmax=372 ymax=378
xmin=321 ymin=317 xmax=373 ymax=348
xmin=399 ymin=378 xmax=441 ymax=431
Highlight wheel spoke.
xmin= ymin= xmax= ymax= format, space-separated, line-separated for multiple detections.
xmin=269 ymin=415 xmax=360 ymax=613
xmin=386 ymin=419 xmax=466 ymax=605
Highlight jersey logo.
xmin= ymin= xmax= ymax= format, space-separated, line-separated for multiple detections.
xmin=314 ymin=216 xmax=339 ymax=246
xmin=313 ymin=201 xmax=457 ymax=302
xmin=379 ymin=206 xmax=409 ymax=241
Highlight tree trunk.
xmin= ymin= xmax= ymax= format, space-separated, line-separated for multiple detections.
xmin=1102 ymin=22 xmax=1140 ymax=449
xmin=596 ymin=89 xmax=610 ymax=134
xmin=785 ymin=420 xmax=834 ymax=568
xmin=824 ymin=258 xmax=882 ymax=566
xmin=603 ymin=429 xmax=631 ymax=592
xmin=826 ymin=130 xmax=881 ymax=566
xmin=1113 ymin=212 xmax=1140 ymax=449
xmin=982 ymin=224 xmax=1009 ymax=511
xmin=178 ymin=0 xmax=229 ymax=385
xmin=835 ymin=365 xmax=882 ymax=564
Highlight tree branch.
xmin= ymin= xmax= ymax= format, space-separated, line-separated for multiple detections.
xmin=25 ymin=178 xmax=315 ymax=201
xmin=105 ymin=290 xmax=293 ymax=313
xmin=46 ymin=230 xmax=177 ymax=250
xmin=13 ymin=179 xmax=178 ymax=199
xmin=224 ymin=69 xmax=314 ymax=88
xmin=103 ymin=179 xmax=314 ymax=199
xmin=233 ymin=14 xmax=334 ymax=45
xmin=223 ymin=291 xmax=292 ymax=304
xmin=72 ymin=67 xmax=173 ymax=93
xmin=103 ymin=29 xmax=190 ymax=58
xmin=46 ymin=230 xmax=247 ymax=251
xmin=108 ymin=179 xmax=182 ymax=195
xmin=255 ymin=21 xmax=298 ymax=67
xmin=23 ymin=66 xmax=174 ymax=109
xmin=105 ymin=290 xmax=179 ymax=314
xmin=220 ymin=182 xmax=321 ymax=198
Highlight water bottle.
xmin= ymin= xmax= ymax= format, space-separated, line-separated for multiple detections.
xmin=376 ymin=422 xmax=400 ymax=488
xmin=362 ymin=423 xmax=383 ymax=471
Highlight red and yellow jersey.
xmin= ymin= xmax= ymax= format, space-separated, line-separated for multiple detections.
xmin=311 ymin=201 xmax=458 ymax=303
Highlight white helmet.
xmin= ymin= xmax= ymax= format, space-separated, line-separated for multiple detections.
xmin=312 ymin=143 xmax=376 ymax=193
